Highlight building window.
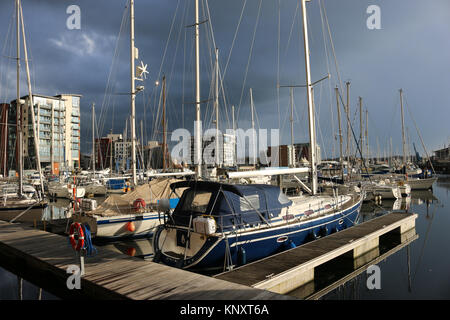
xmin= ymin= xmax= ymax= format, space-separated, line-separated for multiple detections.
xmin=72 ymin=97 xmax=80 ymax=107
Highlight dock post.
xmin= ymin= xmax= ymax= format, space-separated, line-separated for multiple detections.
xmin=77 ymin=249 xmax=86 ymax=276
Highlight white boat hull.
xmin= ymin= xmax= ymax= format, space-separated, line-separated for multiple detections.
xmin=365 ymin=185 xmax=401 ymax=200
xmin=49 ymin=185 xmax=85 ymax=199
xmin=406 ymin=177 xmax=437 ymax=190
xmin=73 ymin=211 xmax=161 ymax=239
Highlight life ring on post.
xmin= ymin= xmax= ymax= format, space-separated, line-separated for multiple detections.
xmin=69 ymin=222 xmax=85 ymax=251
xmin=133 ymin=198 xmax=146 ymax=212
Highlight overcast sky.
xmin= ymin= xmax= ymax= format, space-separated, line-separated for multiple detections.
xmin=1 ymin=0 xmax=449 ymax=159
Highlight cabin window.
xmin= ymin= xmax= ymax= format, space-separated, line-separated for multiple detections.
xmin=240 ymin=194 xmax=260 ymax=212
xmin=277 ymin=191 xmax=291 ymax=205
xmin=181 ymin=190 xmax=212 ymax=214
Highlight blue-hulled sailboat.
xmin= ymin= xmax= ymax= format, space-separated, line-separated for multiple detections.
xmin=153 ymin=180 xmax=363 ymax=271
xmin=152 ymin=0 xmax=364 ymax=271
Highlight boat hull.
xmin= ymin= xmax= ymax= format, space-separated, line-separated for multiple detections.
xmin=364 ymin=186 xmax=401 ymax=200
xmin=406 ymin=177 xmax=437 ymax=190
xmin=73 ymin=211 xmax=162 ymax=240
xmin=48 ymin=185 xmax=86 ymax=199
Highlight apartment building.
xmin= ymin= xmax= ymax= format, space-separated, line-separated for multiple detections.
xmin=5 ymin=93 xmax=82 ymax=174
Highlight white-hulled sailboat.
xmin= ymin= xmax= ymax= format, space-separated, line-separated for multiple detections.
xmin=397 ymin=89 xmax=437 ymax=190
xmin=71 ymin=0 xmax=195 ymax=239
xmin=1 ymin=0 xmax=47 ymax=213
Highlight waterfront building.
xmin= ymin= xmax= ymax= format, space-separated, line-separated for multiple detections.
xmin=431 ymin=145 xmax=450 ymax=174
xmin=268 ymin=143 xmax=321 ymax=167
xmin=3 ymin=94 xmax=81 ymax=175
xmin=223 ymin=133 xmax=236 ymax=167
xmin=93 ymin=133 xmax=123 ymax=170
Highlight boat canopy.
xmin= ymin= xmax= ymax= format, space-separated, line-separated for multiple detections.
xmin=171 ymin=181 xmax=292 ymax=231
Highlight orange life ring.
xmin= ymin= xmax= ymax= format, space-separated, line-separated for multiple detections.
xmin=69 ymin=222 xmax=85 ymax=251
xmin=133 ymin=198 xmax=146 ymax=212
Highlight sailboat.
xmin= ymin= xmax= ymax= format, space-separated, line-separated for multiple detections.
xmin=0 ymin=0 xmax=47 ymax=212
xmin=152 ymin=0 xmax=363 ymax=271
xmin=396 ymin=89 xmax=437 ymax=190
xmin=47 ymin=179 xmax=86 ymax=200
xmin=71 ymin=0 xmax=195 ymax=239
xmin=78 ymin=103 xmax=108 ymax=197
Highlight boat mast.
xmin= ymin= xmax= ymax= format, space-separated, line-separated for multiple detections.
xmin=250 ymin=88 xmax=256 ymax=166
xmin=335 ymin=87 xmax=344 ymax=181
xmin=232 ymin=105 xmax=236 ymax=167
xmin=389 ymin=137 xmax=393 ymax=167
xmin=215 ymin=48 xmax=220 ymax=167
xmin=19 ymin=0 xmax=44 ymax=195
xmin=359 ymin=96 xmax=363 ymax=161
xmin=2 ymin=107 xmax=7 ymax=177
xmin=140 ymin=119 xmax=144 ymax=170
xmin=16 ymin=0 xmax=23 ymax=197
xmin=399 ymin=88 xmax=407 ymax=171
xmin=92 ymin=103 xmax=95 ymax=176
xmin=194 ymin=0 xmax=202 ymax=178
xmin=345 ymin=81 xmax=351 ymax=166
xmin=290 ymin=87 xmax=294 ymax=167
xmin=130 ymin=0 xmax=137 ymax=185
xmin=162 ymin=75 xmax=166 ymax=171
xmin=110 ymin=129 xmax=113 ymax=175
xmin=366 ymin=109 xmax=369 ymax=163
xmin=300 ymin=0 xmax=318 ymax=195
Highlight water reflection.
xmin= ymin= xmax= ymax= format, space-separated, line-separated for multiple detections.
xmin=0 ymin=267 xmax=58 ymax=300
xmin=293 ymin=182 xmax=444 ymax=300
xmin=97 ymin=237 xmax=154 ymax=259
xmin=287 ymin=225 xmax=418 ymax=299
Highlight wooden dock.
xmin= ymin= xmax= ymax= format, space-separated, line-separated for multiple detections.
xmin=214 ymin=211 xmax=418 ymax=295
xmin=0 ymin=221 xmax=292 ymax=300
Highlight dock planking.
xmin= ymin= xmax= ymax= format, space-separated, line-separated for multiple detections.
xmin=0 ymin=221 xmax=293 ymax=300
xmin=214 ymin=211 xmax=418 ymax=294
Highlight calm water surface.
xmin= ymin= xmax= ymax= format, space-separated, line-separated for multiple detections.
xmin=1 ymin=178 xmax=449 ymax=300
xmin=319 ymin=175 xmax=450 ymax=299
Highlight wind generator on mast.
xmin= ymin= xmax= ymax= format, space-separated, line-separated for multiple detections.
xmin=129 ymin=0 xmax=148 ymax=185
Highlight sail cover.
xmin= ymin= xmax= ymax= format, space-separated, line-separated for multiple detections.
xmin=88 ymin=178 xmax=182 ymax=217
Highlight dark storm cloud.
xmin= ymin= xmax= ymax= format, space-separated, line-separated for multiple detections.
xmin=1 ymin=0 xmax=449 ymax=157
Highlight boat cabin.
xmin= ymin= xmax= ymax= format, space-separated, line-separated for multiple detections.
xmin=169 ymin=181 xmax=292 ymax=232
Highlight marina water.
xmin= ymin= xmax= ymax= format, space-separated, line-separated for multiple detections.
xmin=1 ymin=177 xmax=449 ymax=300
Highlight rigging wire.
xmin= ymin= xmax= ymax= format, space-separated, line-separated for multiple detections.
xmin=97 ymin=0 xmax=129 ymax=139
xmin=0 ymin=4 xmax=16 ymax=103
xmin=404 ymin=95 xmax=436 ymax=173
xmin=236 ymin=0 xmax=263 ymax=123
xmin=222 ymin=0 xmax=247 ymax=82
xmin=319 ymin=0 xmax=335 ymax=159
xmin=276 ymin=0 xmax=281 ymax=161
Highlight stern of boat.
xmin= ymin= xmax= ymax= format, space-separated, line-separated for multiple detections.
xmin=71 ymin=212 xmax=98 ymax=235
xmin=153 ymin=225 xmax=220 ymax=269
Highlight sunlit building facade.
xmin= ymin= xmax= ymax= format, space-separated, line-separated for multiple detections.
xmin=5 ymin=94 xmax=82 ymax=175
